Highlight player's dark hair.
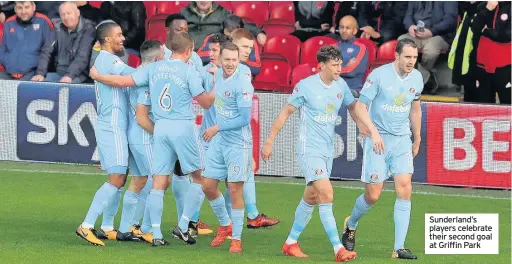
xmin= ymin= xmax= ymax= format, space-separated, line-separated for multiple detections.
xmin=15 ymin=1 xmax=34 ymax=6
xmin=210 ymin=33 xmax=232 ymax=45
xmin=170 ymin=32 xmax=194 ymax=53
xmin=96 ymin=21 xmax=119 ymax=45
xmin=140 ymin=40 xmax=162 ymax=64
xmin=317 ymin=45 xmax=343 ymax=64
xmin=223 ymin=15 xmax=244 ymax=32
xmin=396 ymin=38 xmax=418 ymax=54
xmin=220 ymin=42 xmax=239 ymax=56
xmin=165 ymin=13 xmax=186 ymax=28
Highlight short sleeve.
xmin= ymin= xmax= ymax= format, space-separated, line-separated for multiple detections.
xmin=341 ymin=82 xmax=355 ymax=106
xmin=413 ymin=72 xmax=424 ymax=101
xmin=190 ymin=52 xmax=204 ymax=73
xmin=131 ymin=64 xmax=151 ymax=87
xmin=359 ymin=70 xmax=380 ymax=105
xmin=137 ymin=87 xmax=151 ymax=106
xmin=187 ymin=67 xmax=206 ymax=97
xmin=110 ymin=57 xmax=132 ymax=75
xmin=287 ymin=82 xmax=306 ymax=108
xmin=236 ymin=81 xmax=254 ymax=108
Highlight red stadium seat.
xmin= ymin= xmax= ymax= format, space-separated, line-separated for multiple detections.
xmin=300 ymin=36 xmax=338 ymax=65
xmin=262 ymin=35 xmax=301 ymax=67
xmin=128 ymin=54 xmax=141 ymax=68
xmin=89 ymin=1 xmax=102 ymax=9
xmin=261 ymin=22 xmax=295 ymax=38
xmin=377 ymin=40 xmax=397 ymax=61
xmin=291 ymin=64 xmax=318 ymax=88
xmin=233 ymin=2 xmax=269 ymax=27
xmin=146 ymin=18 xmax=167 ymax=43
xmin=269 ymin=2 xmax=295 ymax=25
xmin=217 ymin=1 xmax=233 ymax=12
xmin=144 ymin=1 xmax=159 ymax=18
xmin=156 ymin=1 xmax=189 ymax=15
xmin=269 ymin=1 xmax=293 ymax=9
xmin=355 ymin=38 xmax=377 ymax=64
xmin=231 ymin=1 xmax=264 ymax=9
xmin=254 ymin=59 xmax=292 ymax=90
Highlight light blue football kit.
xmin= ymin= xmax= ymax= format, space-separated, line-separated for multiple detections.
xmin=287 ymin=74 xmax=355 ymax=184
xmin=358 ymin=63 xmax=423 ymax=183
xmin=203 ymin=66 xmax=254 ymax=183
xmin=164 ymin=45 xmax=204 ymax=74
xmin=94 ymin=50 xmax=134 ymax=174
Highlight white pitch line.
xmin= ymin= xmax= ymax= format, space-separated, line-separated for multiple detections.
xmin=1 ymin=168 xmax=510 ymax=201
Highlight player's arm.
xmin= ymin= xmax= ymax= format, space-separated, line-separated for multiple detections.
xmin=188 ymin=67 xmax=215 ymax=109
xmin=89 ymin=66 xmax=137 ymax=87
xmin=136 ymin=104 xmax=154 ymax=135
xmin=356 ymin=75 xmax=385 ymax=154
xmin=409 ymin=99 xmax=422 ymax=157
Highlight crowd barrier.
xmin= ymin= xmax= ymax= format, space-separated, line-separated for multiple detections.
xmin=1 ymin=81 xmax=510 ymax=189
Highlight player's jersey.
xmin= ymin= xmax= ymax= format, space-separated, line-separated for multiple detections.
xmin=200 ymin=63 xmax=252 ymax=135
xmin=127 ymin=83 xmax=152 ymax=145
xmin=359 ymin=63 xmax=424 ymax=136
xmin=94 ymin=50 xmax=134 ymax=129
xmin=288 ymin=74 xmax=355 ymax=157
xmin=164 ymin=45 xmax=204 ymax=74
xmin=131 ymin=59 xmax=205 ymax=121
xmin=213 ymin=65 xmax=254 ymax=149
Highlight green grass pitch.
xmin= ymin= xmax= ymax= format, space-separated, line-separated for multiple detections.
xmin=0 ymin=161 xmax=510 ymax=264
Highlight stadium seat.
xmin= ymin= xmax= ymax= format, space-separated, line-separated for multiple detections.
xmin=300 ymin=36 xmax=338 ymax=65
xmin=144 ymin=1 xmax=159 ymax=18
xmin=377 ymin=40 xmax=398 ymax=61
xmin=217 ymin=1 xmax=233 ymax=12
xmin=233 ymin=2 xmax=269 ymax=27
xmin=231 ymin=1 xmax=265 ymax=9
xmin=262 ymin=35 xmax=301 ymax=68
xmin=89 ymin=1 xmax=102 ymax=9
xmin=261 ymin=22 xmax=295 ymax=38
xmin=146 ymin=18 xmax=167 ymax=43
xmin=269 ymin=2 xmax=295 ymax=25
xmin=254 ymin=59 xmax=292 ymax=91
xmin=128 ymin=54 xmax=141 ymax=68
xmin=269 ymin=1 xmax=293 ymax=9
xmin=355 ymin=38 xmax=377 ymax=64
xmin=156 ymin=1 xmax=189 ymax=15
xmin=291 ymin=63 xmax=318 ymax=88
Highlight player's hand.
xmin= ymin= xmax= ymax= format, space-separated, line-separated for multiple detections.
xmin=203 ymin=124 xmax=218 ymax=142
xmin=408 ymin=25 xmax=417 ymax=38
xmin=261 ymin=141 xmax=273 ymax=162
xmin=89 ymin=66 xmax=99 ymax=80
xmin=371 ymin=132 xmax=385 ymax=155
xmin=31 ymin=75 xmax=45 ymax=82
xmin=412 ymin=140 xmax=421 ymax=158
xmin=60 ymin=76 xmax=72 ymax=83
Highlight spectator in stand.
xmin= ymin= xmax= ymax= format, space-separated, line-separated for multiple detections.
xmin=75 ymin=1 xmax=100 ymax=25
xmin=292 ymin=1 xmax=334 ymax=42
xmin=89 ymin=19 xmax=129 ymax=68
xmin=357 ymin=1 xmax=408 ymax=45
xmin=32 ymin=2 xmax=95 ymax=84
xmin=99 ymin=1 xmax=145 ymax=54
xmin=330 ymin=1 xmax=361 ymax=36
xmin=471 ymin=1 xmax=511 ymax=104
xmin=181 ymin=1 xmax=266 ymax=50
xmin=0 ymin=2 xmax=15 ymax=23
xmin=197 ymin=15 xmax=261 ymax=75
xmin=0 ymin=1 xmax=53 ymax=81
xmin=399 ymin=1 xmax=458 ymax=94
xmin=336 ymin=15 xmax=368 ymax=92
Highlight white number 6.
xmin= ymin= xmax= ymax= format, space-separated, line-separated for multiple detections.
xmin=159 ymin=83 xmax=172 ymax=111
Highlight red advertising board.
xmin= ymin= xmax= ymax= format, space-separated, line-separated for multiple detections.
xmin=427 ymin=103 xmax=511 ymax=188
xmin=194 ymin=95 xmax=260 ymax=173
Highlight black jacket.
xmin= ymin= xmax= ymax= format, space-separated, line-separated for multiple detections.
xmin=294 ymin=1 xmax=335 ymax=29
xmin=471 ymin=2 xmax=511 ymax=43
xmin=358 ymin=1 xmax=408 ymax=44
xmin=36 ymin=18 xmax=96 ymax=81
xmin=100 ymin=1 xmax=146 ymax=51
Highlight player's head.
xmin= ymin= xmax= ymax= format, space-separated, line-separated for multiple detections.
xmin=169 ymin=32 xmax=194 ymax=62
xmin=140 ymin=40 xmax=164 ymax=66
xmin=395 ymin=38 xmax=418 ymax=74
xmin=165 ymin=14 xmax=188 ymax=39
xmin=223 ymin=15 xmax=244 ymax=36
xmin=317 ymin=46 xmax=343 ymax=81
xmin=15 ymin=1 xmax=35 ymax=22
xmin=338 ymin=15 xmax=358 ymax=41
xmin=209 ymin=33 xmax=231 ymax=66
xmin=96 ymin=20 xmax=125 ymax=54
xmin=231 ymin=28 xmax=254 ymax=63
xmin=220 ymin=42 xmax=240 ymax=77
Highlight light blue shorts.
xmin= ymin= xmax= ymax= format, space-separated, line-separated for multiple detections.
xmin=361 ymin=134 xmax=414 ymax=183
xmin=96 ymin=125 xmax=128 ymax=175
xmin=128 ymin=144 xmax=153 ymax=177
xmin=203 ymin=137 xmax=252 ymax=183
xmin=297 ymin=154 xmax=333 ymax=185
xmin=152 ymin=119 xmax=203 ymax=176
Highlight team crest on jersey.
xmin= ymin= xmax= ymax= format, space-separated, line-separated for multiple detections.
xmin=33 ymin=24 xmax=40 ymax=31
xmin=224 ymin=91 xmax=231 ymax=97
xmin=315 ymin=169 xmax=323 ymax=175
xmin=337 ymin=93 xmax=343 ymax=100
xmin=325 ymin=103 xmax=336 ymax=115
xmin=244 ymin=72 xmax=252 ymax=81
xmin=409 ymin=88 xmax=415 ymax=94
xmin=347 ymin=48 xmax=354 ymax=53
xmin=394 ymin=93 xmax=406 ymax=106
xmin=187 ymin=60 xmax=193 ymax=66
xmin=243 ymin=92 xmax=252 ymax=101
xmin=293 ymin=87 xmax=299 ymax=94
xmin=144 ymin=90 xmax=150 ymax=99
xmin=363 ymin=79 xmax=373 ymax=89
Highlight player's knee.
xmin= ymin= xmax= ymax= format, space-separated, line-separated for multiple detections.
xmin=317 ymin=190 xmax=333 ymax=203
xmin=129 ymin=176 xmax=147 ymax=192
xmin=364 ymin=191 xmax=381 ymax=205
xmin=152 ymin=176 xmax=169 ymax=190
xmin=108 ymin=174 xmax=127 ymax=188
